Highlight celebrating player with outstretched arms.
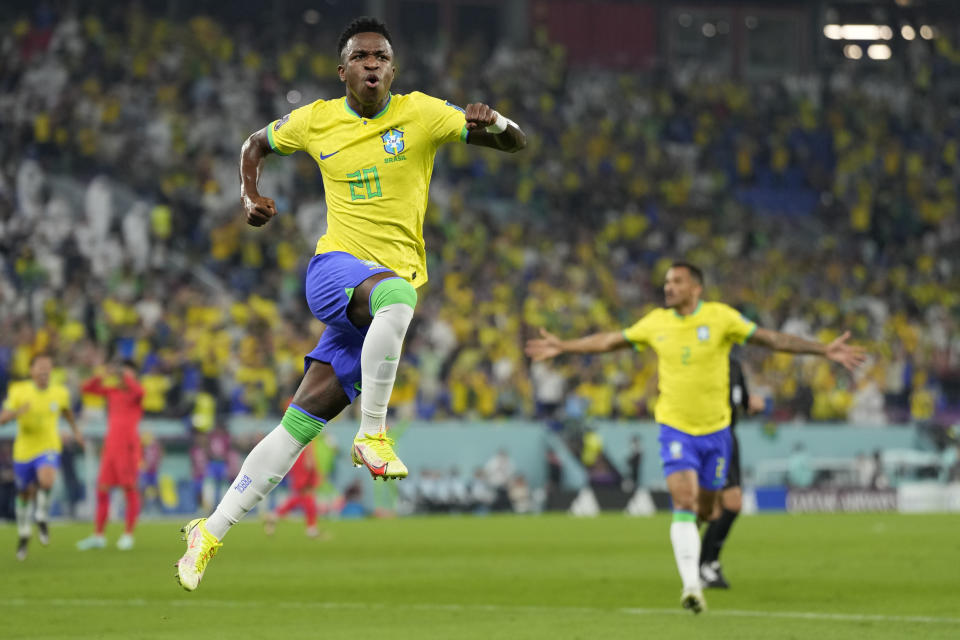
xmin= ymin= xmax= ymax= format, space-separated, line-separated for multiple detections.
xmin=176 ymin=15 xmax=525 ymax=591
xmin=525 ymin=262 xmax=865 ymax=613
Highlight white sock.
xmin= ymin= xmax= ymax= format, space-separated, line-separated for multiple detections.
xmin=15 ymin=496 xmax=32 ymax=538
xmin=35 ymin=489 xmax=51 ymax=523
xmin=670 ymin=517 xmax=702 ymax=591
xmin=205 ymin=425 xmax=304 ymax=540
xmin=357 ymin=302 xmax=414 ymax=438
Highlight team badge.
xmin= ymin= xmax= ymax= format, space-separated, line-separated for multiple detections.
xmin=697 ymin=325 xmax=710 ymax=342
xmin=381 ymin=128 xmax=405 ymax=156
xmin=669 ymin=441 xmax=683 ymax=459
xmin=274 ymin=114 xmax=290 ymax=130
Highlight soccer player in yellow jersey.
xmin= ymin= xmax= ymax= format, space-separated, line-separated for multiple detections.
xmin=526 ymin=262 xmax=865 ymax=613
xmin=0 ymin=354 xmax=83 ymax=561
xmin=176 ymin=16 xmax=525 ymax=590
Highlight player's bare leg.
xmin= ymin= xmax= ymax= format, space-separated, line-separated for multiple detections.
xmin=666 ymin=470 xmax=713 ymax=613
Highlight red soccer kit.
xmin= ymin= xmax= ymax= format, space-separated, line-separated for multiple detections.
xmin=82 ymin=373 xmax=145 ymax=487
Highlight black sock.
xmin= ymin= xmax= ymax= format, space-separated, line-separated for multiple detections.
xmin=701 ymin=508 xmax=739 ymax=565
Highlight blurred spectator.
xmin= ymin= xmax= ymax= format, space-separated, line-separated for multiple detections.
xmin=483 ymin=449 xmax=515 ymax=511
xmin=787 ymin=442 xmax=814 ymax=489
xmin=625 ymin=435 xmax=644 ymax=492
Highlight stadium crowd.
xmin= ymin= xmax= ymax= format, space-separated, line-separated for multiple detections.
xmin=2 ymin=5 xmax=959 ymax=430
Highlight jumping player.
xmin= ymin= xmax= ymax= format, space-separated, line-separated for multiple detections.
xmin=175 ymin=16 xmax=525 ymax=591
xmin=76 ymin=360 xmax=145 ymax=551
xmin=0 ymin=354 xmax=83 ymax=560
xmin=525 ymin=262 xmax=865 ymax=613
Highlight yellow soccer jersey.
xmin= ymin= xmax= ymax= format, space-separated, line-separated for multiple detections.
xmin=622 ymin=302 xmax=757 ymax=435
xmin=266 ymin=91 xmax=469 ymax=287
xmin=3 ymin=381 xmax=71 ymax=461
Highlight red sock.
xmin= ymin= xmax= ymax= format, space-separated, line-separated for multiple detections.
xmin=95 ymin=489 xmax=109 ymax=534
xmin=302 ymin=494 xmax=318 ymax=527
xmin=124 ymin=487 xmax=140 ymax=534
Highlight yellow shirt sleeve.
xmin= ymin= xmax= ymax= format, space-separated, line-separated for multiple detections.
xmin=718 ymin=303 xmax=758 ymax=344
xmin=56 ymin=385 xmax=71 ymax=412
xmin=623 ymin=312 xmax=655 ymax=350
xmin=2 ymin=384 xmax=19 ymax=411
xmin=266 ymin=101 xmax=319 ymax=156
xmin=411 ymin=92 xmax=469 ymax=146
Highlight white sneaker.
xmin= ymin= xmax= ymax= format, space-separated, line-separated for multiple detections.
xmin=116 ymin=534 xmax=134 ymax=551
xmin=76 ymin=535 xmax=107 ymax=551
xmin=681 ymin=587 xmax=707 ymax=614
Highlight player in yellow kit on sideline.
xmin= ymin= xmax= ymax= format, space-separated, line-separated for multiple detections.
xmin=526 ymin=262 xmax=865 ymax=613
xmin=0 ymin=354 xmax=83 ymax=560
xmin=175 ymin=16 xmax=525 ymax=591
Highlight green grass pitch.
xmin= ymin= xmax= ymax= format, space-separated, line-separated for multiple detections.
xmin=2 ymin=512 xmax=958 ymax=639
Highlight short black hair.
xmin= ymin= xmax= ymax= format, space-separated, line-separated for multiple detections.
xmin=670 ymin=261 xmax=704 ymax=285
xmin=337 ymin=16 xmax=393 ymax=59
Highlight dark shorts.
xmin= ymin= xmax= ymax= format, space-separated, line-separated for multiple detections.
xmin=303 ymin=251 xmax=394 ymax=402
xmin=13 ymin=452 xmax=60 ymax=491
xmin=658 ymin=424 xmax=732 ymax=491
xmin=723 ymin=430 xmax=741 ymax=489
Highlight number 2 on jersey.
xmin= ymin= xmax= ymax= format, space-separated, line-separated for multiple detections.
xmin=347 ymin=166 xmax=382 ymax=200
xmin=681 ymin=346 xmax=692 ymax=365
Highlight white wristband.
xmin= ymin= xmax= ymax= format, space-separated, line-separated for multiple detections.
xmin=485 ymin=113 xmax=510 ymax=134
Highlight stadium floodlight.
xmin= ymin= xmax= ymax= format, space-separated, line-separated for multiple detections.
xmin=901 ymin=25 xmax=916 ymax=40
xmin=823 ymin=24 xmax=843 ymax=39
xmin=843 ymin=44 xmax=863 ymax=59
xmin=867 ymin=44 xmax=892 ymax=60
xmin=920 ymin=25 xmax=934 ymax=40
xmin=841 ymin=25 xmax=886 ymax=40
xmin=823 ymin=24 xmax=893 ymax=41
xmin=702 ymin=23 xmax=717 ymax=38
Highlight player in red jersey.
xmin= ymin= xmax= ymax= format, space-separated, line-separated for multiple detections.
xmin=263 ymin=441 xmax=327 ymax=539
xmin=76 ymin=360 xmax=145 ymax=551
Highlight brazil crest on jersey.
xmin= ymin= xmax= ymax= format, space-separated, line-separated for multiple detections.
xmin=266 ymin=92 xmax=469 ymax=287
xmin=622 ymin=302 xmax=757 ymax=435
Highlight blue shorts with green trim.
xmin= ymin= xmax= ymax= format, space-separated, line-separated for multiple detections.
xmin=658 ymin=424 xmax=732 ymax=490
xmin=303 ymin=251 xmax=394 ymax=402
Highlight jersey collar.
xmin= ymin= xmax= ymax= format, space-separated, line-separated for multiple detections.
xmin=344 ymin=93 xmax=392 ymax=120
xmin=672 ymin=301 xmax=702 ymax=319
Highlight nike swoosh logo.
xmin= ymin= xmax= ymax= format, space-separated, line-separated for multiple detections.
xmin=385 ymin=355 xmax=399 ymax=361
xmin=267 ymin=478 xmax=280 ymax=484
xmin=318 ymin=150 xmax=340 ymax=160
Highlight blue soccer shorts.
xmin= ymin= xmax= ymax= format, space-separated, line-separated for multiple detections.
xmin=303 ymin=251 xmax=394 ymax=402
xmin=13 ymin=451 xmax=61 ymax=491
xmin=658 ymin=424 xmax=732 ymax=490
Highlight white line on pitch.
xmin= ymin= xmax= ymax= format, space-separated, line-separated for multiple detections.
xmin=1 ymin=599 xmax=958 ymax=625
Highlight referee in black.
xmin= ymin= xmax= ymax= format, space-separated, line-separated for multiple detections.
xmin=699 ymin=354 xmax=763 ymax=589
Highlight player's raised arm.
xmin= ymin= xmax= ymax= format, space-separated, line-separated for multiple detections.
xmin=239 ymin=127 xmax=279 ymax=227
xmin=748 ymin=328 xmax=866 ymax=372
xmin=525 ymin=328 xmax=629 ymax=362
xmin=464 ymin=102 xmax=526 ymax=152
